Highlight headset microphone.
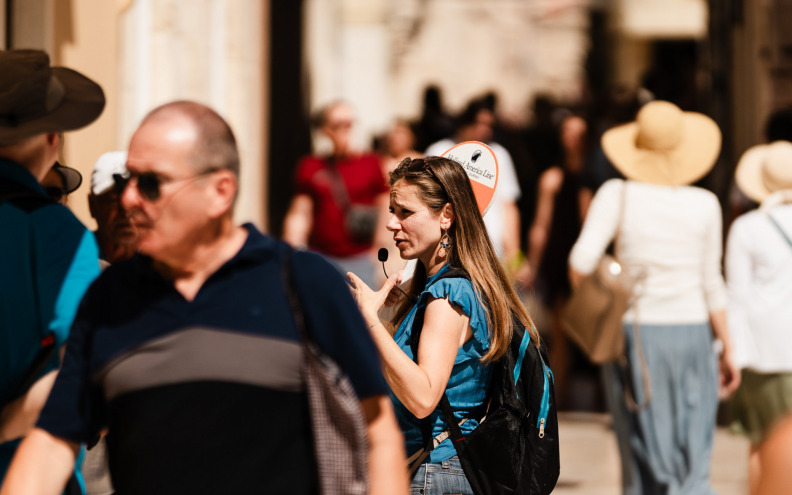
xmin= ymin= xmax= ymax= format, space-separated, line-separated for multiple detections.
xmin=377 ymin=248 xmax=415 ymax=302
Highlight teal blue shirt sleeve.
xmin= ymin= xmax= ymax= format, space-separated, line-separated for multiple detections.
xmin=48 ymin=230 xmax=101 ymax=347
xmin=424 ymin=278 xmax=490 ymax=356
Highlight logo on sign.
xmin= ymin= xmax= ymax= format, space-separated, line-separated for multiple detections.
xmin=441 ymin=141 xmax=499 ymax=216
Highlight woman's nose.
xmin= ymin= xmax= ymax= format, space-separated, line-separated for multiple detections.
xmin=385 ymin=214 xmax=399 ymax=231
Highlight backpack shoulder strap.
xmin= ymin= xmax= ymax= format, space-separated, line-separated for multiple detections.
xmin=408 ymin=266 xmax=469 ymax=357
xmin=407 ymin=266 xmax=471 ymax=449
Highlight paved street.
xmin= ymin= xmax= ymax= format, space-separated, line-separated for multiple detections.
xmin=554 ymin=412 xmax=750 ymax=494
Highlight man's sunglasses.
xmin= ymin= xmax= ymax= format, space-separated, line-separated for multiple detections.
xmin=113 ymin=169 xmax=219 ymax=202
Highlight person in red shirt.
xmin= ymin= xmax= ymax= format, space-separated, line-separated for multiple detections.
xmin=283 ymin=101 xmax=390 ymax=287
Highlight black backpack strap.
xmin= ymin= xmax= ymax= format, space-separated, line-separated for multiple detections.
xmin=407 ymin=267 xmax=471 ymax=452
xmin=408 ymin=267 xmax=469 ymax=355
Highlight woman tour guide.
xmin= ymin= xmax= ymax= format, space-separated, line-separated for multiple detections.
xmin=347 ymin=156 xmax=539 ymax=494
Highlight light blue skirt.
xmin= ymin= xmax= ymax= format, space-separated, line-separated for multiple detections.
xmin=602 ymin=322 xmax=719 ymax=495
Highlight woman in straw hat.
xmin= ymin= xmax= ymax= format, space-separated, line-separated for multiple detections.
xmin=726 ymin=140 xmax=792 ymax=495
xmin=568 ymin=100 xmax=740 ymax=494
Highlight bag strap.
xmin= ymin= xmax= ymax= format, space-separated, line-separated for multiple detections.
xmin=324 ymin=157 xmax=353 ymax=214
xmin=767 ymin=213 xmax=792 ymax=248
xmin=406 ymin=415 xmax=468 ymax=478
xmin=616 ymin=179 xmax=628 ymax=235
xmin=280 ymin=245 xmax=315 ymax=345
xmin=407 ymin=266 xmax=471 ymax=453
xmin=620 ymin=320 xmax=652 ymax=412
xmin=615 ymin=181 xmax=652 ymax=411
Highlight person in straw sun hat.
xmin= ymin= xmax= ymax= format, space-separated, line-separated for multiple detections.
xmin=568 ymin=100 xmax=740 ymax=494
xmin=726 ymin=139 xmax=792 ymax=494
xmin=734 ymin=140 xmax=792 ymax=204
xmin=0 ymin=49 xmax=105 ymax=490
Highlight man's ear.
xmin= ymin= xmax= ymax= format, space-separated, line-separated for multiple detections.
xmin=88 ymin=194 xmax=98 ymax=220
xmin=207 ymin=170 xmax=238 ymax=218
xmin=440 ymin=202 xmax=454 ymax=230
xmin=46 ymin=132 xmax=60 ymax=148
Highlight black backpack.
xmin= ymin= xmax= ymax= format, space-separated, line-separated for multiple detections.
xmin=410 ymin=268 xmax=560 ymax=495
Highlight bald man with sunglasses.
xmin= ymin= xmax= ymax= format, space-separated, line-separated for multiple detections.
xmin=3 ymin=100 xmax=407 ymax=495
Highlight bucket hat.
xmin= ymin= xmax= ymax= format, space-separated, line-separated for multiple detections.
xmin=0 ymin=49 xmax=105 ymax=146
xmin=602 ymin=100 xmax=721 ymax=186
xmin=735 ymin=140 xmax=792 ymax=203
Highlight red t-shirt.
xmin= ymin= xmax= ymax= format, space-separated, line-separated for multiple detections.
xmin=295 ymin=153 xmax=388 ymax=257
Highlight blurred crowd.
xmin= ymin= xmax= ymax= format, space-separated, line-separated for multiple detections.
xmin=4 ymin=43 xmax=792 ymax=495
xmin=281 ymin=83 xmax=792 ymax=495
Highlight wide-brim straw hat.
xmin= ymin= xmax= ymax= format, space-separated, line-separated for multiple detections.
xmin=602 ymin=100 xmax=722 ymax=186
xmin=735 ymin=140 xmax=792 ymax=202
xmin=0 ymin=49 xmax=105 ymax=146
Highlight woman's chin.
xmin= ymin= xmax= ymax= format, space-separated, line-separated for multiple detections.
xmin=397 ymin=248 xmax=417 ymax=260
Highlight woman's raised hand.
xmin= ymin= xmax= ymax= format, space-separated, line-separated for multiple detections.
xmin=347 ymin=271 xmax=402 ymax=323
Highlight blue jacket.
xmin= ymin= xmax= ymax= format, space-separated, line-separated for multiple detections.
xmin=0 ymin=158 xmax=100 ymax=485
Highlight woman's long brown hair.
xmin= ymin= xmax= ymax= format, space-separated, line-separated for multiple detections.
xmin=389 ymin=156 xmax=539 ymax=361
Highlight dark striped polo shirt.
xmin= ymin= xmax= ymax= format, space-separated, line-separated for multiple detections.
xmin=38 ymin=225 xmax=387 ymax=494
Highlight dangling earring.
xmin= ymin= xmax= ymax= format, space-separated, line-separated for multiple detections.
xmin=439 ymin=231 xmax=452 ymax=249
xmin=439 ymin=229 xmax=452 ymax=258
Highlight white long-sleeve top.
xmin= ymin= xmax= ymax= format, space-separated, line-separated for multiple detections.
xmin=725 ymin=199 xmax=792 ymax=371
xmin=569 ymin=179 xmax=727 ymax=324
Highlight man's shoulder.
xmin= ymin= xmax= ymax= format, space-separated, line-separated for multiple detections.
xmin=291 ymin=248 xmax=344 ymax=279
xmin=226 ymin=227 xmax=338 ymax=285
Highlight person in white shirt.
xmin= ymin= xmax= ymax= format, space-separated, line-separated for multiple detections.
xmin=425 ymin=100 xmax=521 ymax=265
xmin=726 ymin=140 xmax=792 ymax=495
xmin=568 ymin=101 xmax=740 ymax=495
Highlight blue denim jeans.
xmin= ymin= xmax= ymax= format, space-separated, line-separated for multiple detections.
xmin=410 ymin=456 xmax=473 ymax=495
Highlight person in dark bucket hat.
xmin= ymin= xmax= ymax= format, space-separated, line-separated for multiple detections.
xmin=0 ymin=49 xmax=104 ymax=490
xmin=0 ymin=49 xmax=105 ymax=146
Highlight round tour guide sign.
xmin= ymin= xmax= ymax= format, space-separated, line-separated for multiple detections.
xmin=440 ymin=141 xmax=499 ymax=216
